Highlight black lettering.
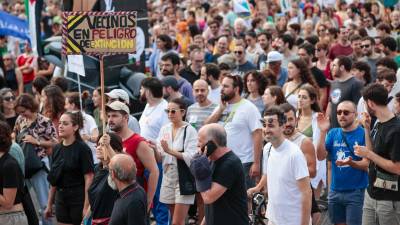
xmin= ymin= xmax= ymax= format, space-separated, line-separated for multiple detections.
xmin=87 ymin=16 xmax=95 ymax=29
xmin=96 ymin=16 xmax=103 ymax=28
xmin=127 ymin=15 xmax=136 ymax=27
xmin=111 ymin=16 xmax=118 ymax=29
xmin=82 ymin=29 xmax=90 ymax=39
xmin=73 ymin=29 xmax=82 ymax=39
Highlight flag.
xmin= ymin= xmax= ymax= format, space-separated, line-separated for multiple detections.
xmin=25 ymin=0 xmax=43 ymax=56
xmin=0 ymin=11 xmax=29 ymax=40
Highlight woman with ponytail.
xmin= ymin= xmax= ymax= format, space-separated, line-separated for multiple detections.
xmin=65 ymin=92 xmax=99 ymax=164
xmin=45 ymin=111 xmax=94 ymax=225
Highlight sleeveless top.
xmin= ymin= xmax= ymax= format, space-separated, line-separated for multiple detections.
xmin=301 ymin=125 xmax=313 ymax=138
xmin=123 ymin=133 xmax=145 ymax=179
xmin=289 ymin=132 xmax=307 ymax=147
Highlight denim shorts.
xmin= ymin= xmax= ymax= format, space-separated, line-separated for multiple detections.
xmin=328 ymin=189 xmax=365 ymax=225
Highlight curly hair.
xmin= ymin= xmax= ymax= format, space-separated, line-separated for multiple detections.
xmin=289 ymin=59 xmax=318 ymax=89
xmin=43 ymin=85 xmax=65 ymax=120
xmin=243 ymin=70 xmax=267 ymax=96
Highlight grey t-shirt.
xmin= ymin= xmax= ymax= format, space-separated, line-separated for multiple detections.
xmin=186 ymin=102 xmax=218 ymax=131
xmin=329 ymin=77 xmax=363 ymax=128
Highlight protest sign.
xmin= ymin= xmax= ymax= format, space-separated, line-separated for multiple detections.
xmin=0 ymin=11 xmax=30 ymax=40
xmin=62 ymin=11 xmax=137 ymax=55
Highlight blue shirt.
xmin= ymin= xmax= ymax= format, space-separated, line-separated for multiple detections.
xmin=325 ymin=126 xmax=368 ymax=191
xmin=277 ymin=67 xmax=288 ymax=87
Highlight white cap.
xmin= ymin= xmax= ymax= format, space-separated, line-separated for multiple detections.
xmin=266 ymin=51 xmax=283 ymax=63
xmin=106 ymin=101 xmax=130 ymax=114
xmin=106 ymin=89 xmax=129 ymax=104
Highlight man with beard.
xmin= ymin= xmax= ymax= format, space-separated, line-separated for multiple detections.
xmin=109 ymin=154 xmax=147 ymax=225
xmin=272 ymin=34 xmax=297 ymax=68
xmin=205 ymin=75 xmax=263 ymax=189
xmin=106 ymin=101 xmax=159 ymax=211
xmin=354 ymin=83 xmax=400 ymax=225
xmin=350 ymin=34 xmax=364 ymax=62
xmin=231 ymin=44 xmax=256 ymax=78
xmin=160 ymin=53 xmax=194 ymax=102
xmin=187 ymin=80 xmax=218 ymax=131
xmin=328 ymin=26 xmax=353 ymax=61
xmin=360 ymin=36 xmax=382 ymax=81
xmin=161 ymin=76 xmax=194 ymax=107
xmin=200 ymin=63 xmax=221 ymax=104
xmin=316 ymin=101 xmax=368 ymax=225
xmin=328 ymin=56 xmax=363 ymax=128
xmin=138 ymin=77 xmax=169 ymax=225
xmin=250 ymin=106 xmax=312 ymax=225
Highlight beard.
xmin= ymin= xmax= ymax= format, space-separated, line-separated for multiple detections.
xmin=221 ymin=92 xmax=235 ymax=102
xmin=139 ymin=92 xmax=147 ymax=103
xmin=107 ymin=174 xmax=118 ymax=190
xmin=283 ymin=125 xmax=295 ymax=136
xmin=366 ymin=104 xmax=376 ymax=117
xmin=109 ymin=123 xmax=123 ymax=132
xmin=161 ymin=68 xmax=174 ymax=76
xmin=339 ymin=119 xmax=353 ymax=129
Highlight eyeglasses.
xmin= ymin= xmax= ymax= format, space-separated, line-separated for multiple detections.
xmin=361 ymin=44 xmax=370 ymax=48
xmin=164 ymin=109 xmax=183 ymax=114
xmin=260 ymin=118 xmax=278 ymax=128
xmin=3 ymin=96 xmax=15 ymax=102
xmin=234 ymin=51 xmax=243 ymax=55
xmin=336 ymin=110 xmax=354 ymax=116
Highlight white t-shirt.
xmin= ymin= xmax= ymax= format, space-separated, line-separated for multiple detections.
xmin=208 ymin=86 xmax=222 ymax=104
xmin=217 ymin=99 xmax=262 ymax=163
xmin=80 ymin=112 xmax=99 ymax=164
xmin=263 ymin=140 xmax=309 ymax=225
xmin=139 ymin=99 xmax=169 ymax=142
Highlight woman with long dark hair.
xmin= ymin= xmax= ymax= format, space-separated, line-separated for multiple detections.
xmin=41 ymin=84 xmax=65 ymax=132
xmin=45 ymin=111 xmax=94 ymax=225
xmin=243 ymin=71 xmax=267 ymax=114
xmin=65 ymin=92 xmax=99 ymax=164
xmin=262 ymin=85 xmax=286 ymax=111
xmin=283 ymin=59 xmax=318 ymax=109
xmin=297 ymin=84 xmax=326 ymax=204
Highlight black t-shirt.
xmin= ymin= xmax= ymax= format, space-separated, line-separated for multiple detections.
xmin=0 ymin=153 xmax=24 ymax=204
xmin=310 ymin=66 xmax=329 ymax=88
xmin=51 ymin=140 xmax=94 ymax=188
xmin=180 ymin=66 xmax=199 ymax=85
xmin=88 ymin=164 xmax=119 ymax=219
xmin=368 ymin=116 xmax=400 ymax=200
xmin=205 ymin=151 xmax=248 ymax=225
xmin=329 ymin=77 xmax=363 ymax=128
xmin=6 ymin=116 xmax=18 ymax=130
xmin=109 ymin=183 xmax=147 ymax=225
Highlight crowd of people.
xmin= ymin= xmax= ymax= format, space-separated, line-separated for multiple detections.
xmin=1 ymin=0 xmax=400 ymax=225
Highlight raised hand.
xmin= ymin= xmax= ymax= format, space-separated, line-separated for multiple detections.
xmin=316 ymin=112 xmax=330 ymax=132
xmin=360 ymin=112 xmax=371 ymax=130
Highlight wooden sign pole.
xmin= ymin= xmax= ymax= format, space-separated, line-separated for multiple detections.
xmin=100 ymin=55 xmax=106 ymax=136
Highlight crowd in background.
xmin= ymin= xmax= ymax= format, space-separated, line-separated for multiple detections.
xmin=1 ymin=0 xmax=400 ymax=225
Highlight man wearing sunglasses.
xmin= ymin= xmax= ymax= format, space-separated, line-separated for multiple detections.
xmin=231 ymin=44 xmax=256 ymax=78
xmin=316 ymin=101 xmax=368 ymax=225
xmin=249 ymin=106 xmax=312 ymax=225
xmin=360 ymin=36 xmax=382 ymax=81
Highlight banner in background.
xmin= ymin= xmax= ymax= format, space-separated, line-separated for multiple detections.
xmin=0 ymin=11 xmax=30 ymax=40
xmin=62 ymin=11 xmax=137 ymax=55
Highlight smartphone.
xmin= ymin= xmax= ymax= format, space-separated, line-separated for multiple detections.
xmin=202 ymin=141 xmax=218 ymax=157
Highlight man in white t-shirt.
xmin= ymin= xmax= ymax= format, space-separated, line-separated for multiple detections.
xmin=205 ymin=75 xmax=263 ymax=189
xmin=248 ymin=106 xmax=312 ymax=225
xmin=138 ymin=77 xmax=169 ymax=225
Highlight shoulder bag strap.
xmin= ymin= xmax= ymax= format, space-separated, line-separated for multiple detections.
xmin=285 ymin=82 xmax=304 ymax=99
xmin=181 ymin=125 xmax=188 ymax=153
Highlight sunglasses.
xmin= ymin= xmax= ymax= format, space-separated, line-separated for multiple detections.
xmin=164 ymin=109 xmax=183 ymax=114
xmin=361 ymin=44 xmax=370 ymax=48
xmin=260 ymin=118 xmax=278 ymax=128
xmin=234 ymin=51 xmax=243 ymax=55
xmin=336 ymin=110 xmax=354 ymax=116
xmin=3 ymin=96 xmax=15 ymax=102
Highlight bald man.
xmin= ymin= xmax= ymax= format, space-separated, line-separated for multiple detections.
xmin=186 ymin=79 xmax=218 ymax=131
xmin=194 ymin=124 xmax=248 ymax=225
xmin=109 ymin=154 xmax=148 ymax=225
